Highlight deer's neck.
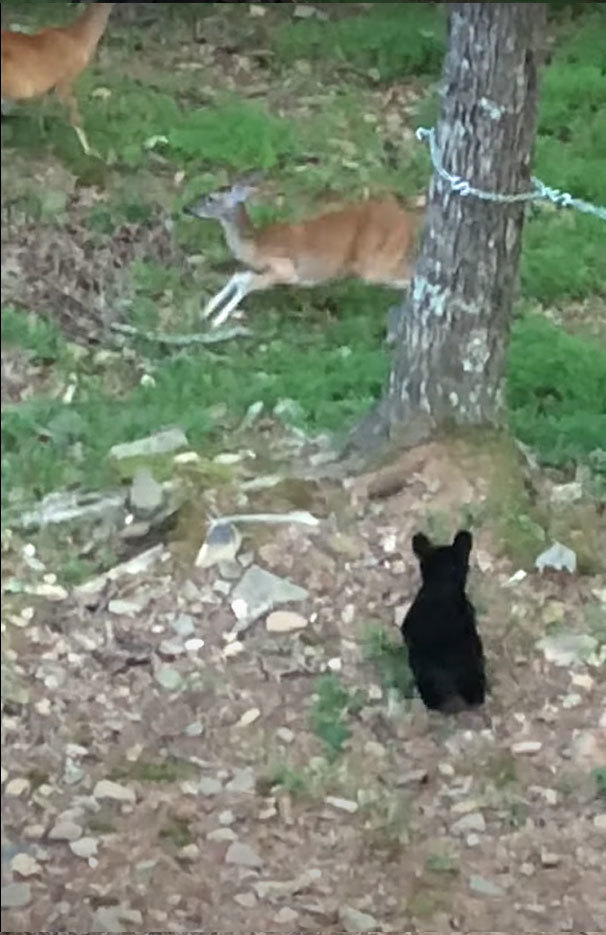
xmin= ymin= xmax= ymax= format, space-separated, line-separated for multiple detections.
xmin=69 ymin=3 xmax=113 ymax=55
xmin=219 ymin=204 xmax=258 ymax=265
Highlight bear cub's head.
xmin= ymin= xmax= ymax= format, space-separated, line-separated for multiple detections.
xmin=411 ymin=529 xmax=472 ymax=589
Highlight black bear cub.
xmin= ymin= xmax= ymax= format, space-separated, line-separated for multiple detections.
xmin=401 ymin=530 xmax=486 ymax=712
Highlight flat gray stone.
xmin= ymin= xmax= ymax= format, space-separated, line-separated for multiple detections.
xmin=226 ymin=767 xmax=255 ymax=794
xmin=154 ymin=666 xmax=184 ymax=692
xmin=536 ymin=631 xmax=598 ymax=666
xmin=109 ymin=427 xmax=188 ymax=461
xmin=230 ymin=564 xmax=309 ymax=632
xmin=129 ymin=467 xmax=164 ymax=517
xmin=1 ymin=883 xmax=31 ymax=908
xmin=225 ymin=841 xmax=263 ymax=868
xmin=170 ymin=613 xmax=196 ymax=638
xmin=338 ymin=904 xmax=379 ymax=932
xmin=469 ymin=874 xmax=505 ymax=897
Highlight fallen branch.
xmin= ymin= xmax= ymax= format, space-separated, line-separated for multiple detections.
xmin=110 ymin=322 xmax=251 ymax=346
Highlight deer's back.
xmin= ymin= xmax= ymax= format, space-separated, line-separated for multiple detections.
xmin=253 ymin=196 xmax=421 ymax=283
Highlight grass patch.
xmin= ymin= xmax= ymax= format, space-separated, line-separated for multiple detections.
xmin=158 ymin=816 xmax=192 ymax=849
xmin=310 ymin=673 xmax=364 ymax=758
xmin=594 ymin=767 xmax=606 ymax=801
xmin=110 ymin=757 xmax=197 ymax=784
xmin=361 ymin=623 xmax=415 ymax=699
xmin=507 ymin=315 xmax=606 ymax=473
xmin=272 ymin=4 xmax=445 ymax=82
xmin=1 ymin=305 xmax=68 ymax=362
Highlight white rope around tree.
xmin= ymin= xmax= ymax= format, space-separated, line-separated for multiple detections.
xmin=416 ymin=126 xmax=606 ymax=222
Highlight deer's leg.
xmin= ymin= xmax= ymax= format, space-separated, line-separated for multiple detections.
xmin=201 ymin=272 xmax=247 ymax=322
xmin=55 ymin=81 xmax=93 ymax=156
xmin=209 ymin=265 xmax=298 ymax=329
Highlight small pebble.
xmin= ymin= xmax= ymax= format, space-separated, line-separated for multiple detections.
xmin=325 ymin=796 xmax=358 ymax=814
xmin=5 ymin=777 xmax=31 ymax=797
xmin=69 ymin=836 xmax=98 ymax=859
xmin=511 ymin=741 xmax=542 ymax=755
xmin=238 ymin=707 xmax=261 ymax=727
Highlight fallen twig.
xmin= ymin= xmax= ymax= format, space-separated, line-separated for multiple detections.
xmin=110 ymin=322 xmax=251 ymax=346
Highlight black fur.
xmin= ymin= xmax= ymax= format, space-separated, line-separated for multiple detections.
xmin=401 ymin=530 xmax=486 ymax=712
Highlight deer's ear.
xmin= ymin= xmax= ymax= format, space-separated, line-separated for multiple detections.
xmin=412 ymin=532 xmax=432 ymax=560
xmin=226 ymin=183 xmax=256 ymax=207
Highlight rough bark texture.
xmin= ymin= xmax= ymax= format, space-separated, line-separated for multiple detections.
xmin=349 ymin=3 xmax=546 ymax=457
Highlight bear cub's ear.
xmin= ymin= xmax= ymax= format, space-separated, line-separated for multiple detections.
xmin=452 ymin=530 xmax=473 ymax=563
xmin=412 ymin=532 xmax=433 ymax=560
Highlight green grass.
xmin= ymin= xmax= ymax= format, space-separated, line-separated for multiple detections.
xmin=310 ymin=674 xmax=365 ymax=758
xmin=1 ymin=4 xmax=605 ymax=520
xmin=507 ymin=315 xmax=606 ymax=472
xmin=361 ymin=623 xmax=416 ymax=699
xmin=272 ymin=4 xmax=445 ymax=82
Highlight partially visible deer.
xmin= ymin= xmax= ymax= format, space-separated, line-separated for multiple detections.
xmin=183 ymin=178 xmax=423 ymax=329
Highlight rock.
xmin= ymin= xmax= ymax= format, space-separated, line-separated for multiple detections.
xmin=571 ymin=728 xmax=606 ymax=769
xmin=451 ymin=812 xmax=486 ymax=834
xmin=196 ymin=522 xmax=242 ymax=569
xmin=70 ymin=836 xmax=98 ymax=859
xmin=511 ymin=741 xmax=542 ymax=755
xmin=184 ymin=637 xmax=204 ymax=653
xmin=469 ymin=874 xmax=505 ymax=897
xmin=179 ymin=843 xmax=200 ymax=861
xmin=0 ymin=767 xmax=6 ymax=785
xmin=93 ymin=779 xmax=136 ymax=804
xmin=170 ymin=614 xmax=195 ymax=638
xmin=230 ymin=565 xmax=309 ymax=632
xmin=198 ymin=776 xmax=222 ymax=796
xmin=535 ymin=541 xmax=577 ymax=574
xmin=223 ymin=640 xmax=244 ymax=658
xmin=92 ymin=905 xmax=143 ymax=933
xmin=154 ymin=666 xmax=184 ymax=692
xmin=325 ymin=796 xmax=359 ymax=814
xmin=207 ymin=827 xmax=237 ymax=842
xmin=49 ymin=820 xmax=83 ymax=841
xmin=550 ymin=481 xmax=583 ymax=504
xmin=129 ymin=467 xmax=164 ymax=517
xmin=537 ymin=632 xmax=598 ymax=667
xmin=438 ymin=762 xmax=455 ymax=777
xmin=18 ymin=489 xmax=125 ymax=532
xmin=109 ymin=427 xmax=188 ymax=461
xmin=235 ymin=892 xmax=258 ymax=909
xmin=274 ymin=906 xmax=299 ymax=924
xmin=184 ymin=721 xmax=204 ymax=737
xmin=254 ymin=868 xmax=322 ymax=900
xmin=1 ymin=883 xmax=31 ymax=908
xmin=5 ymin=777 xmax=31 ymax=797
xmin=218 ymin=810 xmax=235 ymax=826
xmin=266 ymin=610 xmax=308 ymax=633
xmin=108 ymin=598 xmax=146 ymax=617
xmin=10 ymin=853 xmax=41 ymax=877
xmin=238 ymin=707 xmax=261 ymax=726
xmin=451 ymin=798 xmax=482 ymax=815
xmin=338 ymin=904 xmax=379 ymax=932
xmin=277 ymin=727 xmax=295 ymax=744
xmin=159 ymin=638 xmax=186 ymax=657
xmin=540 ymin=851 xmax=561 ymax=868
xmin=225 ymin=841 xmax=263 ymax=868
xmin=396 ymin=768 xmax=428 ymax=787
xmin=226 ymin=767 xmax=255 ymax=794
xmin=593 ymin=814 xmax=606 ymax=831
xmin=24 ymin=582 xmax=68 ymax=601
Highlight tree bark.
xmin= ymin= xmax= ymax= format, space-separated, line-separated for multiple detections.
xmin=348 ymin=3 xmax=546 ymax=457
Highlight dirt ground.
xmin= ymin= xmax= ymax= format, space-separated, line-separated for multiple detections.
xmin=2 ymin=441 xmax=605 ymax=932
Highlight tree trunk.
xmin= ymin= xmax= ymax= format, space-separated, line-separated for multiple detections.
xmin=349 ymin=3 xmax=546 ymax=456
